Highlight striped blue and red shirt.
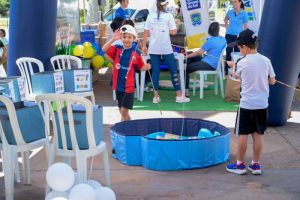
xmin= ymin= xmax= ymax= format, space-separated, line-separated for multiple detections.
xmin=106 ymin=45 xmax=144 ymax=93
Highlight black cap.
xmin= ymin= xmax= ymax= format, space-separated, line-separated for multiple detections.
xmin=228 ymin=29 xmax=258 ymax=47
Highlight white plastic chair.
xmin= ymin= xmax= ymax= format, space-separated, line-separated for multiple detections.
xmin=192 ymin=47 xmax=226 ymax=99
xmin=51 ymin=55 xmax=96 ymax=104
xmin=0 ymin=95 xmax=50 ymax=200
xmin=36 ymin=94 xmax=111 ymax=190
xmin=16 ymin=57 xmax=45 ymax=101
xmin=50 ymin=55 xmax=83 ymax=71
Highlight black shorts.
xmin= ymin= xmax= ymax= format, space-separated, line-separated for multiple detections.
xmin=116 ymin=91 xmax=134 ymax=109
xmin=235 ymin=107 xmax=268 ymax=135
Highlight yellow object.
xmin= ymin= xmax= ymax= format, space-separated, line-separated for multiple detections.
xmin=83 ymin=41 xmax=92 ymax=48
xmin=187 ymin=33 xmax=207 ymax=49
xmin=107 ymin=62 xmax=113 ymax=68
xmin=91 ymin=55 xmax=104 ymax=69
xmin=83 ymin=46 xmax=95 ymax=58
xmin=73 ymin=45 xmax=84 ymax=56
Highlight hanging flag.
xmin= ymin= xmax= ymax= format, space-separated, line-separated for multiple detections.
xmin=243 ymin=0 xmax=264 ymax=33
xmin=180 ymin=0 xmax=210 ymax=49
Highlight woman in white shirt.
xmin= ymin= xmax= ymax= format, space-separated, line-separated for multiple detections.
xmin=142 ymin=0 xmax=190 ymax=104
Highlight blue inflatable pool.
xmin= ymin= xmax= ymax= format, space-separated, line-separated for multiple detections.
xmin=110 ymin=118 xmax=230 ymax=171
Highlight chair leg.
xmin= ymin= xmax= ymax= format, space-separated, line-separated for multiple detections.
xmin=219 ymin=71 xmax=224 ymax=97
xmin=14 ymin=153 xmax=21 ymax=183
xmin=192 ymin=73 xmax=196 ymax=96
xmin=21 ymin=151 xmax=31 ymax=185
xmin=91 ymin=92 xmax=96 ymax=105
xmin=76 ymin=154 xmax=87 ymax=183
xmin=102 ymin=147 xmax=111 ymax=188
xmin=3 ymin=148 xmax=14 ymax=200
xmin=214 ymin=74 xmax=218 ymax=95
xmin=199 ymin=73 xmax=204 ymax=99
xmin=140 ymin=71 xmax=146 ymax=101
xmin=135 ymin=73 xmax=140 ymax=100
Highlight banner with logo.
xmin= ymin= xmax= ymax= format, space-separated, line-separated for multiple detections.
xmin=243 ymin=0 xmax=264 ymax=33
xmin=180 ymin=0 xmax=210 ymax=49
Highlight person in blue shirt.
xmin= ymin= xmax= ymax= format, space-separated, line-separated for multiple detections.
xmin=115 ymin=0 xmax=130 ymax=20
xmin=224 ymin=0 xmax=248 ymax=75
xmin=0 ymin=29 xmax=8 ymax=72
xmin=185 ymin=22 xmax=226 ymax=97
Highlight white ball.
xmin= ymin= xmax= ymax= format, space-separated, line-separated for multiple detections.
xmin=46 ymin=163 xmax=75 ymax=192
xmin=95 ymin=187 xmax=116 ymax=200
xmin=88 ymin=180 xmax=102 ymax=190
xmin=69 ymin=184 xmax=96 ymax=200
xmin=45 ymin=191 xmax=69 ymax=200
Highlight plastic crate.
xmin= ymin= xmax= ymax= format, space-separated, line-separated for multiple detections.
xmin=81 ymin=30 xmax=95 ymax=43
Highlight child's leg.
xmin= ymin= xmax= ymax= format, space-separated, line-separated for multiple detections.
xmin=237 ymin=135 xmax=248 ymax=162
xmin=251 ymin=132 xmax=262 ymax=162
xmin=120 ymin=107 xmax=130 ymax=121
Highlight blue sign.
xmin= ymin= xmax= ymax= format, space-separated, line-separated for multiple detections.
xmin=190 ymin=12 xmax=201 ymax=26
xmin=186 ymin=0 xmax=201 ymax=11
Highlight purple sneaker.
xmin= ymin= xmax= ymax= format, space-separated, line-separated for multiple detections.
xmin=248 ymin=163 xmax=262 ymax=175
xmin=226 ymin=162 xmax=247 ymax=175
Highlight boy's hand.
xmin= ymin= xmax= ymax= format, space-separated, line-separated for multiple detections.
xmin=145 ymin=63 xmax=151 ymax=70
xmin=112 ymin=30 xmax=122 ymax=41
xmin=142 ymin=63 xmax=151 ymax=71
xmin=226 ymin=61 xmax=235 ymax=68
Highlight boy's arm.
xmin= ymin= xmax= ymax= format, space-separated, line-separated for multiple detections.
xmin=102 ymin=30 xmax=121 ymax=53
xmin=140 ymin=63 xmax=151 ymax=71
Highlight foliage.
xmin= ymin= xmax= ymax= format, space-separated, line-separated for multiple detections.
xmin=0 ymin=0 xmax=10 ymax=16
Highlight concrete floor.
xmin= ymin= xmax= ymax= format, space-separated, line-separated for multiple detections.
xmin=0 ymin=70 xmax=299 ymax=200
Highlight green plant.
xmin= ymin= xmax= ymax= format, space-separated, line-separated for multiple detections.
xmin=0 ymin=0 xmax=9 ymax=16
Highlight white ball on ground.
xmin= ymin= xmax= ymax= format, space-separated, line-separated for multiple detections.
xmin=88 ymin=180 xmax=102 ymax=190
xmin=45 ymin=191 xmax=69 ymax=200
xmin=69 ymin=184 xmax=96 ymax=200
xmin=95 ymin=187 xmax=116 ymax=200
xmin=46 ymin=163 xmax=75 ymax=192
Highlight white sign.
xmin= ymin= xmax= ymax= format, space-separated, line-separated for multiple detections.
xmin=8 ymin=81 xmax=16 ymax=102
xmin=242 ymin=0 xmax=264 ymax=33
xmin=73 ymin=70 xmax=91 ymax=92
xmin=180 ymin=0 xmax=210 ymax=49
xmin=17 ymin=77 xmax=26 ymax=101
xmin=53 ymin=71 xmax=65 ymax=94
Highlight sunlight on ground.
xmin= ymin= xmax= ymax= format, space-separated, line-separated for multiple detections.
xmin=288 ymin=111 xmax=300 ymax=124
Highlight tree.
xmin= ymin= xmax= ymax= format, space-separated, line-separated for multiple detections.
xmin=0 ymin=0 xmax=10 ymax=16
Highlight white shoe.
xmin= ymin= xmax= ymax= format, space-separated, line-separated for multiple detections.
xmin=176 ymin=96 xmax=190 ymax=103
xmin=153 ymin=96 xmax=161 ymax=104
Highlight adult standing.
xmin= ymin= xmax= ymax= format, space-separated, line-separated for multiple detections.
xmin=224 ymin=0 xmax=248 ymax=75
xmin=142 ymin=0 xmax=190 ymax=104
xmin=115 ymin=0 xmax=130 ymax=20
xmin=0 ymin=29 xmax=8 ymax=73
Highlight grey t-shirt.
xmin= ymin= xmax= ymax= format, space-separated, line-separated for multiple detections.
xmin=236 ymin=53 xmax=276 ymax=109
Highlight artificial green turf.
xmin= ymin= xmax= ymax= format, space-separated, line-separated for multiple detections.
xmin=133 ymin=71 xmax=239 ymax=111
xmin=133 ymin=86 xmax=239 ymax=111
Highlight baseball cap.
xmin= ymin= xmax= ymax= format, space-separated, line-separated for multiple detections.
xmin=161 ymin=0 xmax=169 ymax=6
xmin=120 ymin=24 xmax=137 ymax=37
xmin=230 ymin=29 xmax=259 ymax=47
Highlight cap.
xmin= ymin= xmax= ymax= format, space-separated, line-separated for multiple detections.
xmin=120 ymin=24 xmax=137 ymax=37
xmin=161 ymin=0 xmax=169 ymax=6
xmin=229 ymin=29 xmax=258 ymax=47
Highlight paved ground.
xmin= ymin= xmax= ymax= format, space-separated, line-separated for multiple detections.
xmin=1 ymin=70 xmax=299 ymax=200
